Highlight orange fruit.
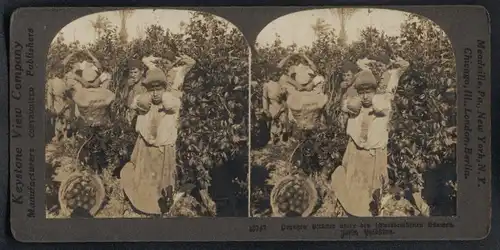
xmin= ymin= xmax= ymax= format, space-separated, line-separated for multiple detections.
xmin=346 ymin=96 xmax=362 ymax=113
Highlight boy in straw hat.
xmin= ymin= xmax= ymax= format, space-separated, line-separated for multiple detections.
xmin=61 ymin=48 xmax=116 ymax=128
xmin=331 ymin=55 xmax=409 ymax=217
xmin=63 ymin=49 xmax=114 ymax=123
xmin=66 ymin=61 xmax=115 ymax=120
xmin=125 ymin=59 xmax=147 ymax=126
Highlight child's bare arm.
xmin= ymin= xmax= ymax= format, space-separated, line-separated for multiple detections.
xmin=171 ymin=55 xmax=196 ymax=90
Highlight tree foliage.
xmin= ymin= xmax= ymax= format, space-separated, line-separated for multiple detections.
xmin=46 ymin=11 xmax=249 ymax=215
xmin=46 ymin=11 xmax=458 ymax=217
xmin=251 ymin=14 xmax=457 ymax=216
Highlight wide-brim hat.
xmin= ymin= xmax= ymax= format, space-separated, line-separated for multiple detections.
xmin=80 ymin=61 xmax=99 ymax=83
xmin=127 ymin=59 xmax=143 ymax=70
xmin=367 ymin=53 xmax=391 ymax=65
xmin=143 ymin=68 xmax=167 ymax=89
xmin=353 ymin=69 xmax=377 ymax=90
xmin=289 ymin=63 xmax=314 ymax=86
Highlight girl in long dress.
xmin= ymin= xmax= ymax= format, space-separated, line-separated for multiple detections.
xmin=120 ymin=54 xmax=196 ymax=215
xmin=337 ymin=60 xmax=359 ymax=130
xmin=120 ymin=67 xmax=182 ymax=215
xmin=331 ymin=57 xmax=409 ymax=217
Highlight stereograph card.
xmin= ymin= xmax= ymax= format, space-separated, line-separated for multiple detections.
xmin=9 ymin=6 xmax=490 ymax=242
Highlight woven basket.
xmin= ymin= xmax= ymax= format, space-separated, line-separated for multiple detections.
xmin=168 ymin=194 xmax=202 ymax=217
xmin=58 ymin=172 xmax=105 ymax=217
xmin=73 ymin=87 xmax=115 ymax=126
xmin=289 ymin=108 xmax=323 ymax=130
xmin=286 ymin=91 xmax=327 ymax=130
xmin=270 ymin=174 xmax=318 ymax=217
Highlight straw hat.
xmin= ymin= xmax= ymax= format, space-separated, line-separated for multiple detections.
xmin=143 ymin=68 xmax=167 ymax=89
xmin=353 ymin=70 xmax=377 ymax=90
xmin=289 ymin=63 xmax=314 ymax=86
xmin=341 ymin=60 xmax=358 ymax=73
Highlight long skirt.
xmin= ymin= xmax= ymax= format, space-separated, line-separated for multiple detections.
xmin=120 ymin=137 xmax=177 ymax=215
xmin=331 ymin=139 xmax=388 ymax=217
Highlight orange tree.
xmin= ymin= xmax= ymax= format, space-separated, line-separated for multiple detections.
xmin=389 ymin=14 xmax=457 ymax=215
xmin=250 ymin=14 xmax=457 ymax=216
xmin=45 ymin=12 xmax=249 ymax=215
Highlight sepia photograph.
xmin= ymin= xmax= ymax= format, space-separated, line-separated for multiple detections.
xmin=250 ymin=8 xmax=457 ymax=218
xmin=44 ymin=9 xmax=249 ymax=218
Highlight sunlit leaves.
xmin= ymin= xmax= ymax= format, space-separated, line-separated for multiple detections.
xmin=47 ymin=12 xmax=249 ymax=191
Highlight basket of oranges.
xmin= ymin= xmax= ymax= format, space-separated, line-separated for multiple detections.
xmin=270 ymin=174 xmax=318 ymax=217
xmin=58 ymin=171 xmax=105 ymax=216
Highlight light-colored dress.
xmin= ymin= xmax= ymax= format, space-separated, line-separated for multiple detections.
xmin=121 ymin=57 xmax=194 ymax=214
xmin=120 ymin=91 xmax=181 ymax=215
xmin=332 ymin=62 xmax=409 ymax=217
xmin=331 ymin=103 xmax=391 ymax=216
